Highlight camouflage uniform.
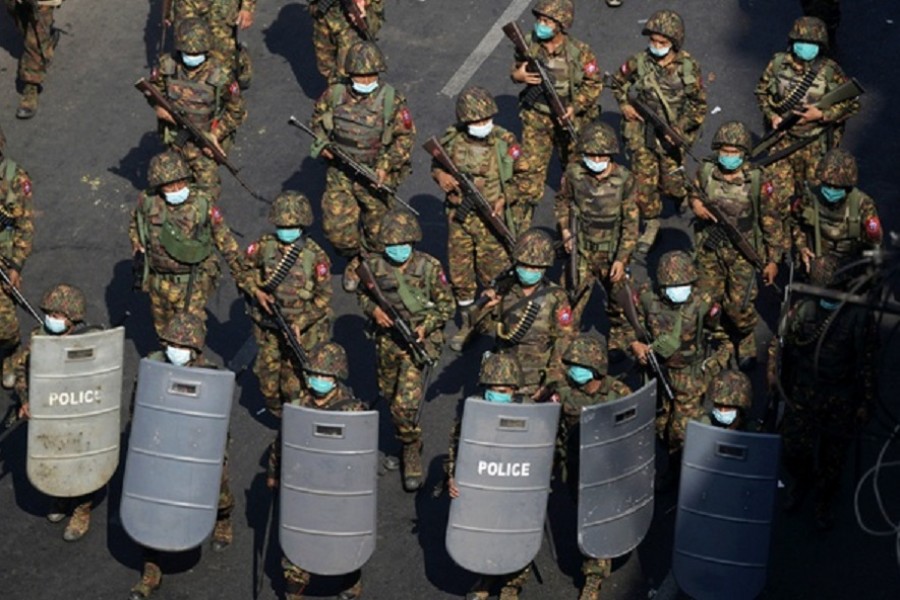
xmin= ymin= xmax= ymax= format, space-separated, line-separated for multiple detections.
xmin=512 ymin=0 xmax=602 ymax=209
xmin=241 ymin=193 xmax=333 ymax=416
xmin=611 ymin=10 xmax=707 ymax=253
xmin=128 ymin=151 xmax=244 ymax=339
xmin=5 ymin=0 xmax=66 ymax=118
xmin=555 ymin=122 xmax=639 ymax=345
xmin=309 ymin=0 xmax=384 ymax=83
xmin=149 ymin=18 xmax=246 ymax=196
xmin=698 ymin=370 xmax=752 ymax=431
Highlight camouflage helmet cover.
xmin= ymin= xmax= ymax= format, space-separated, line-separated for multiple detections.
xmin=269 ymin=191 xmax=314 ymax=227
xmin=708 ymin=370 xmax=751 ymax=410
xmin=160 ymin=312 xmax=207 ymax=352
xmin=788 ymin=16 xmax=829 ymax=47
xmin=513 ymin=228 xmax=555 ymax=268
xmin=479 ymin=352 xmax=523 ymax=388
xmin=380 ymin=209 xmax=422 ymax=245
xmin=562 ymin=333 xmax=608 ymax=376
xmin=712 ymin=121 xmax=752 ymax=153
xmin=41 ymin=284 xmax=86 ymax=323
xmin=456 ymin=85 xmax=498 ymax=123
xmin=307 ymin=341 xmax=350 ymax=380
xmin=345 ymin=41 xmax=387 ymax=75
xmin=175 ymin=17 xmax=212 ymax=54
xmin=642 ymin=10 xmax=685 ymax=50
xmin=148 ymin=150 xmax=192 ymax=188
xmin=816 ymin=148 xmax=858 ymax=187
xmin=657 ymin=250 xmax=698 ymax=286
xmin=532 ymin=0 xmax=574 ymax=31
xmin=578 ymin=121 xmax=620 ymax=155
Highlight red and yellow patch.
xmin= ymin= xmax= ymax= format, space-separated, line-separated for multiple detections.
xmin=865 ymin=216 xmax=882 ymax=240
xmin=439 ymin=269 xmax=448 ymax=285
xmin=762 ymin=181 xmax=774 ymax=197
xmin=557 ymin=305 xmax=573 ymax=326
xmin=229 ymin=81 xmax=240 ymax=96
xmin=210 ymin=206 xmax=223 ymax=225
xmin=620 ymin=62 xmax=630 ymax=75
xmin=400 ymin=107 xmax=413 ymax=129
xmin=316 ymin=262 xmax=329 ymax=278
xmin=21 ymin=177 xmax=32 ymax=196
xmin=508 ymin=144 xmax=522 ymax=160
xmin=709 ymin=303 xmax=721 ymax=318
xmin=584 ymin=60 xmax=598 ymax=76
xmin=246 ymin=242 xmax=259 ymax=257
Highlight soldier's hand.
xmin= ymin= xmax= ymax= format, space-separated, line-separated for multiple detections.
xmin=512 ymin=62 xmax=541 ymax=86
xmin=414 ymin=325 xmax=426 ymax=343
xmin=762 ymin=262 xmax=778 ymax=286
xmin=562 ymin=106 xmax=575 ymax=123
xmin=691 ymin=198 xmax=716 ymax=222
xmin=18 ymin=403 xmax=30 ymax=420
xmin=481 ymin=288 xmax=501 ymax=310
xmin=799 ymin=247 xmax=815 ymax=272
xmin=236 ymin=9 xmax=254 ymax=29
xmin=448 ymin=477 xmax=460 ymax=499
xmin=622 ymin=104 xmax=643 ymax=122
xmin=132 ymin=244 xmax=145 ymax=257
xmin=631 ymin=341 xmax=650 ymax=365
xmin=771 ymin=114 xmax=783 ymax=130
xmin=155 ymin=106 xmax=176 ymax=125
xmin=375 ymin=169 xmax=388 ymax=186
xmin=610 ymin=261 xmax=625 ymax=283
xmin=266 ymin=477 xmax=278 ymax=489
xmin=203 ymin=136 xmax=227 ymax=160
xmin=255 ymin=289 xmax=275 ymax=314
xmin=435 ymin=171 xmax=459 ymax=194
xmin=794 ymin=104 xmax=823 ymax=124
xmin=373 ymin=306 xmax=394 ymax=329
xmin=492 ymin=196 xmax=506 ymax=218
xmin=321 ymin=148 xmax=334 ymax=161
xmin=561 ymin=228 xmax=574 ymax=254
xmin=291 ymin=323 xmax=303 ymax=342
xmin=7 ymin=269 xmax=21 ymax=290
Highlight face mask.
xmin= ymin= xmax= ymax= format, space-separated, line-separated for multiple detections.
xmin=166 ymin=345 xmax=192 ymax=366
xmin=649 ymin=43 xmax=671 ymax=58
xmin=567 ymin=365 xmax=594 ymax=386
xmin=820 ymin=185 xmax=847 ymax=204
xmin=712 ymin=407 xmax=738 ymax=426
xmin=385 ymin=243 xmax=413 ymax=263
xmin=485 ymin=389 xmax=513 ymax=403
xmin=351 ymin=80 xmax=379 ymax=95
xmin=718 ymin=154 xmax=744 ymax=171
xmin=44 ymin=315 xmax=67 ymax=335
xmin=276 ymin=228 xmax=302 ymax=244
xmin=583 ymin=157 xmax=609 ymax=173
xmin=819 ymin=298 xmax=840 ymax=311
xmin=515 ymin=266 xmax=543 ymax=286
xmin=665 ymin=284 xmax=692 ymax=304
xmin=534 ymin=22 xmax=555 ymax=41
xmin=164 ymin=186 xmax=190 ymax=205
xmin=467 ymin=121 xmax=494 ymax=139
xmin=182 ymin=53 xmax=206 ymax=68
xmin=792 ymin=41 xmax=820 ymax=62
xmin=307 ymin=375 xmax=336 ymax=396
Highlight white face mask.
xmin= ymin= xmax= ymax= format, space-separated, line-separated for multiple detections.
xmin=164 ymin=186 xmax=190 ymax=205
xmin=44 ymin=315 xmax=67 ymax=334
xmin=665 ymin=284 xmax=692 ymax=304
xmin=712 ymin=407 xmax=738 ymax=426
xmin=351 ymin=79 xmax=379 ymax=94
xmin=166 ymin=345 xmax=192 ymax=366
xmin=467 ymin=120 xmax=494 ymax=139
xmin=182 ymin=53 xmax=206 ymax=68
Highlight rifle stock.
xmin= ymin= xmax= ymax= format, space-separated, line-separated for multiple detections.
xmin=270 ymin=302 xmax=311 ymax=371
xmin=342 ymin=0 xmax=373 ymax=41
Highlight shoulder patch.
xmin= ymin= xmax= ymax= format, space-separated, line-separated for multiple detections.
xmin=229 ymin=81 xmax=240 ymax=96
xmin=708 ymin=303 xmax=721 ymax=318
xmin=438 ymin=268 xmax=448 ymax=285
xmin=246 ymin=242 xmax=259 ymax=257
xmin=557 ymin=305 xmax=573 ymax=326
xmin=620 ymin=62 xmax=630 ymax=75
xmin=210 ymin=205 xmax=223 ymax=225
xmin=584 ymin=59 xmax=598 ymax=76
xmin=508 ymin=144 xmax=522 ymax=160
xmin=21 ymin=177 xmax=32 ymax=196
xmin=399 ymin=107 xmax=413 ymax=129
xmin=316 ymin=262 xmax=329 ymax=278
xmin=763 ymin=181 xmax=774 ymax=197
xmin=791 ymin=197 xmax=804 ymax=214
xmin=865 ymin=216 xmax=882 ymax=241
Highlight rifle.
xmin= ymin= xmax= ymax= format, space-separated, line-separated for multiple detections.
xmin=565 ymin=209 xmax=584 ymax=303
xmin=502 ymin=21 xmax=577 ymax=141
xmin=288 ymin=115 xmax=419 ymax=216
xmin=423 ymin=136 xmax=516 ymax=254
xmin=413 ymin=361 xmax=435 ymax=427
xmin=0 ymin=261 xmax=43 ymax=326
xmin=342 ymin=0 xmax=372 ymax=41
xmin=269 ymin=301 xmax=311 ymax=371
xmin=135 ymin=77 xmax=270 ymax=204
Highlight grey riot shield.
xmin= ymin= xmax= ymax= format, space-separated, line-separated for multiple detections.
xmin=673 ymin=421 xmax=781 ymax=600
xmin=279 ymin=403 xmax=379 ymax=575
xmin=578 ymin=380 xmax=656 ymax=559
xmin=120 ymin=358 xmax=234 ymax=552
xmin=446 ymin=398 xmax=561 ymax=575
xmin=27 ymin=327 xmax=125 ymax=497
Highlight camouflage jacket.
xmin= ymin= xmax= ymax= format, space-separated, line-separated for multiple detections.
xmin=791 ymin=186 xmax=881 ymax=259
xmin=174 ymin=0 xmax=257 ymax=24
xmin=0 ymin=157 xmax=33 ymax=272
xmin=311 ymin=0 xmax=385 ymax=81
xmin=514 ymin=33 xmax=602 ymax=116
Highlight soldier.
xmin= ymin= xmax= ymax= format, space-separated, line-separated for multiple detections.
xmin=355 ymin=210 xmax=453 ymax=491
xmin=129 ymin=313 xmax=235 ymax=599
xmin=690 ymin=121 xmax=782 ymax=368
xmin=128 ymin=150 xmax=244 ymax=339
xmin=610 ymin=9 xmax=707 ymax=257
xmin=309 ymin=0 xmax=385 ymax=83
xmin=308 ymin=40 xmax=415 ymax=291
xmin=147 ymin=17 xmax=246 ymax=196
xmin=555 ymin=121 xmax=639 ymax=347
xmin=0 ymin=124 xmax=34 ymax=389
xmin=5 ymin=0 xmax=66 ymax=118
xmin=242 ymin=192 xmax=333 ymax=417
xmin=700 ymin=370 xmax=752 ymax=431
xmin=266 ymin=342 xmax=366 ymax=600
xmin=510 ymin=0 xmax=602 ymax=205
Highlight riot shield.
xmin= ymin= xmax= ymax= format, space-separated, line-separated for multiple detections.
xmin=27 ymin=327 xmax=125 ymax=497
xmin=279 ymin=404 xmax=379 ymax=575
xmin=446 ymin=398 xmax=560 ymax=575
xmin=673 ymin=421 xmax=781 ymax=600
xmin=578 ymin=380 xmax=656 ymax=559
xmin=120 ymin=358 xmax=234 ymax=552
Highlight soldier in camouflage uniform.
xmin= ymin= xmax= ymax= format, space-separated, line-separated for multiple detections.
xmin=266 ymin=342 xmax=366 ymax=600
xmin=690 ymin=121 xmax=782 ymax=368
xmin=242 ymin=192 xmax=333 ymax=417
xmin=128 ymin=151 xmax=244 ymax=340
xmin=355 ymin=210 xmax=454 ymax=491
xmin=510 ymin=0 xmax=602 ymax=208
xmin=5 ymin=0 xmax=66 ymax=118
xmin=147 ymin=17 xmax=246 ymax=196
xmin=555 ymin=121 xmax=639 ymax=347
xmin=611 ymin=10 xmax=707 ymax=256
xmin=129 ymin=313 xmax=235 ymax=600
xmin=700 ymin=370 xmax=752 ymax=431
xmin=309 ymin=0 xmax=384 ymax=83
xmin=309 ymin=41 xmax=415 ymax=291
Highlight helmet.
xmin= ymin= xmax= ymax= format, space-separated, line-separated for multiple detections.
xmin=456 ymin=85 xmax=498 ymax=123
xmin=175 ymin=17 xmax=212 ymax=54
xmin=479 ymin=352 xmax=523 ymax=388
xmin=148 ymin=150 xmax=191 ymax=187
xmin=708 ymin=370 xmax=751 ymax=410
xmin=562 ymin=333 xmax=608 ymax=377
xmin=532 ymin=0 xmax=574 ymax=31
xmin=577 ymin=121 xmax=619 ymax=155
xmin=513 ymin=228 xmax=555 ymax=268
xmin=788 ymin=16 xmax=829 ymax=48
xmin=816 ymin=149 xmax=858 ymax=187
xmin=380 ymin=209 xmax=422 ymax=245
xmin=345 ymin=41 xmax=387 ymax=75
xmin=711 ymin=121 xmax=752 ymax=153
xmin=657 ymin=250 xmax=697 ymax=286
xmin=269 ymin=192 xmax=314 ymax=227
xmin=40 ymin=284 xmax=86 ymax=322
xmin=642 ymin=10 xmax=685 ymax=51
xmin=307 ymin=342 xmax=349 ymax=380
xmin=160 ymin=312 xmax=206 ymax=352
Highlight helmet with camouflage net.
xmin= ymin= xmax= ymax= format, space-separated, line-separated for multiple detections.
xmin=577 ymin=121 xmax=620 ymax=155
xmin=345 ymin=41 xmax=387 ymax=75
xmin=160 ymin=312 xmax=206 ymax=352
xmin=307 ymin=341 xmax=349 ymax=380
xmin=175 ymin=17 xmax=212 ymax=54
xmin=533 ymin=0 xmax=574 ymax=31
xmin=40 ymin=284 xmax=86 ymax=323
xmin=148 ymin=150 xmax=191 ymax=188
xmin=816 ymin=148 xmax=858 ymax=188
xmin=712 ymin=121 xmax=752 ymax=154
xmin=479 ymin=352 xmax=523 ymax=388
xmin=513 ymin=228 xmax=555 ymax=268
xmin=380 ymin=209 xmax=422 ymax=245
xmin=788 ymin=16 xmax=829 ymax=48
xmin=456 ymin=85 xmax=498 ymax=124
xmin=269 ymin=192 xmax=314 ymax=228
xmin=562 ymin=333 xmax=608 ymax=377
xmin=642 ymin=10 xmax=685 ymax=51
xmin=708 ymin=370 xmax=751 ymax=410
xmin=657 ymin=250 xmax=697 ymax=286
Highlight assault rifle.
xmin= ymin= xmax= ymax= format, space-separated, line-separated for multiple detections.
xmin=269 ymin=301 xmax=311 ymax=371
xmin=759 ymin=256 xmax=794 ymax=432
xmin=288 ymin=115 xmax=419 ymax=216
xmin=342 ymin=0 xmax=373 ymax=41
xmin=502 ymin=21 xmax=577 ymax=141
xmin=423 ymin=136 xmax=516 ymax=254
xmin=0 ymin=260 xmax=43 ymax=326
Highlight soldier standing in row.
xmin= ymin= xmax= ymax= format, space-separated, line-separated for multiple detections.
xmin=310 ymin=0 xmax=384 ymax=83
xmin=242 ymin=192 xmax=333 ymax=417
xmin=700 ymin=370 xmax=752 ymax=431
xmin=128 ymin=151 xmax=244 ymax=339
xmin=5 ymin=0 xmax=66 ymax=118
xmin=611 ymin=10 xmax=707 ymax=257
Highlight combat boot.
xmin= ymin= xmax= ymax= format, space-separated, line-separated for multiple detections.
xmin=379 ymin=449 xmax=400 ymax=473
xmin=128 ymin=562 xmax=162 ymax=600
xmin=63 ymin=501 xmax=91 ymax=542
xmin=401 ymin=439 xmax=424 ymax=492
xmin=342 ymin=256 xmax=361 ymax=292
xmin=579 ymin=575 xmax=603 ymax=600
xmin=499 ymin=585 xmax=521 ymax=600
xmin=337 ymin=580 xmax=363 ymax=600
xmin=449 ymin=304 xmax=475 ymax=352
xmin=46 ymin=498 xmax=66 ymax=523
xmin=284 ymin=579 xmax=306 ymax=600
xmin=16 ymin=84 xmax=39 ymax=120
xmin=634 ymin=218 xmax=660 ymax=263
xmin=211 ymin=517 xmax=233 ymax=552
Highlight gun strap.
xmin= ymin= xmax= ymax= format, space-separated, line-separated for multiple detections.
xmin=260 ymin=239 xmax=305 ymax=294
xmin=498 ymin=286 xmax=552 ymax=345
xmin=1 ymin=158 xmax=18 ymax=209
xmin=772 ymin=58 xmax=824 ymax=116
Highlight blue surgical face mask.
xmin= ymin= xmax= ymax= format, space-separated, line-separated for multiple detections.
xmin=352 ymin=80 xmax=379 ymax=95
xmin=166 ymin=345 xmax=192 ymax=367
xmin=567 ymin=365 xmax=594 ymax=386
xmin=534 ymin=22 xmax=555 ymax=41
xmin=792 ymin=41 xmax=820 ymax=62
xmin=384 ymin=243 xmax=413 ymax=264
xmin=712 ymin=407 xmax=738 ymax=426
xmin=276 ymin=228 xmax=302 ymax=244
xmin=307 ymin=375 xmax=336 ymax=396
xmin=182 ymin=53 xmax=206 ymax=68
xmin=515 ymin=266 xmax=543 ymax=286
xmin=583 ymin=157 xmax=609 ymax=173
xmin=485 ymin=389 xmax=513 ymax=403
xmin=44 ymin=315 xmax=67 ymax=335
xmin=164 ymin=186 xmax=190 ymax=205
xmin=718 ymin=154 xmax=744 ymax=171
xmin=649 ymin=43 xmax=671 ymax=58
xmin=665 ymin=284 xmax=692 ymax=304
xmin=820 ymin=185 xmax=847 ymax=204
xmin=467 ymin=121 xmax=494 ymax=139
xmin=819 ymin=298 xmax=840 ymax=311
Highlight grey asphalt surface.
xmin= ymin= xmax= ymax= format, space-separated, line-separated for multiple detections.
xmin=1 ymin=1 xmax=899 ymax=599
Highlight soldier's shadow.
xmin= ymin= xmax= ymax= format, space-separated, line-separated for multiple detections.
xmin=264 ymin=2 xmax=325 ymax=100
xmin=0 ymin=6 xmax=22 ymax=59
xmin=109 ymin=131 xmax=163 ymax=194
xmin=107 ymin=259 xmax=157 ymax=359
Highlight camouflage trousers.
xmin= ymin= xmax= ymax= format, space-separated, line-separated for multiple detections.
xmin=322 ymin=167 xmax=391 ymax=257
xmin=145 ymin=264 xmax=221 ymax=339
xmin=5 ymin=2 xmax=56 ymax=85
xmin=696 ymin=245 xmax=758 ymax=361
xmin=375 ymin=332 xmax=426 ymax=444
xmin=520 ymin=108 xmax=578 ymax=203
xmin=624 ymin=145 xmax=686 ymax=220
xmin=656 ymin=364 xmax=710 ymax=454
xmin=207 ymin=24 xmax=252 ymax=89
xmin=218 ymin=456 xmax=234 ymax=519
xmin=0 ymin=289 xmax=21 ymax=375
xmin=566 ymin=247 xmax=627 ymax=350
xmin=311 ymin=12 xmax=338 ymax=82
xmin=447 ymin=210 xmax=510 ymax=304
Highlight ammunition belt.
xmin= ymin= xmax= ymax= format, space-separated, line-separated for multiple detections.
xmin=773 ymin=63 xmax=821 ymax=115
xmin=260 ymin=241 xmax=303 ymax=294
xmin=498 ymin=299 xmax=542 ymax=345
